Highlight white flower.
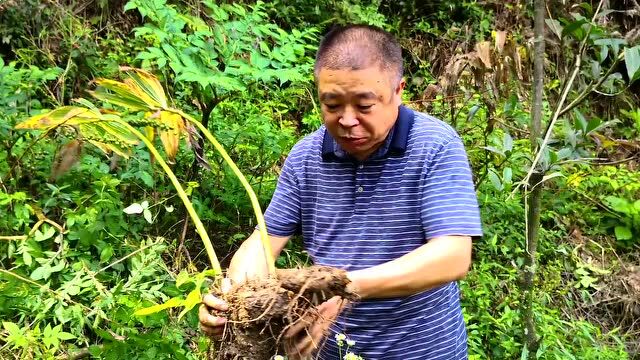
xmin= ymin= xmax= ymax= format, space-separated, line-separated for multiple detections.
xmin=343 ymin=352 xmax=363 ymax=360
xmin=272 ymin=356 xmax=286 ymax=360
xmin=346 ymin=339 xmax=356 ymax=347
xmin=335 ymin=333 xmax=347 ymax=342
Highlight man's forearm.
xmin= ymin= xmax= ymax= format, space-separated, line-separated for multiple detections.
xmin=346 ymin=235 xmax=472 ymax=299
xmin=227 ymin=230 xmax=290 ymax=283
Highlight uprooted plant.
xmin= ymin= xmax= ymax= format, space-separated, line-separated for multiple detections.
xmin=14 ymin=67 xmax=356 ymax=359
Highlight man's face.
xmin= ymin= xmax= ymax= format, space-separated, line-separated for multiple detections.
xmin=317 ymin=66 xmax=405 ymax=161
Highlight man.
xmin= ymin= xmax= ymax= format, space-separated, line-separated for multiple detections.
xmin=199 ymin=24 xmax=483 ymax=359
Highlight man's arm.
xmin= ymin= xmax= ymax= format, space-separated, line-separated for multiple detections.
xmin=226 ymin=229 xmax=290 ymax=283
xmin=346 ymin=235 xmax=472 ymax=299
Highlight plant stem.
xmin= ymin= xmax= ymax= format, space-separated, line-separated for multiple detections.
xmin=110 ymin=117 xmax=222 ymax=275
xmin=523 ymin=0 xmax=546 ymax=356
xmin=178 ymin=110 xmax=276 ymax=276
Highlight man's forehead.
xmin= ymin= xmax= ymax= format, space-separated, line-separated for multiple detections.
xmin=319 ymin=91 xmax=379 ymax=101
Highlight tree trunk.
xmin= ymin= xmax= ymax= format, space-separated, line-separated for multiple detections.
xmin=524 ymin=0 xmax=545 ymax=357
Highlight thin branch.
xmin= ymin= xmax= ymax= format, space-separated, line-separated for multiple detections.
xmin=95 ymin=238 xmax=164 ymax=275
xmin=512 ymin=0 xmax=606 ymax=198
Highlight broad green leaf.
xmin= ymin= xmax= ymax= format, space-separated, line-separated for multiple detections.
xmin=503 ymin=132 xmax=513 ymax=152
xmin=137 ymin=171 xmax=154 ymax=188
xmin=23 ymin=251 xmax=32 ymax=266
xmin=31 ymin=265 xmax=51 ymax=281
xmin=35 ymin=226 xmax=56 ymax=242
xmin=100 ymin=245 xmax=114 ymax=262
xmin=57 ymin=332 xmax=75 ymax=341
xmin=624 ymin=45 xmax=640 ymax=82
xmin=573 ymin=109 xmax=588 ymax=133
xmin=503 ymin=167 xmax=513 ymax=184
xmin=614 ymin=226 xmax=633 ymax=241
xmin=585 ymin=118 xmax=601 ymax=134
xmin=562 ymin=18 xmax=588 ymax=40
xmin=488 ymin=170 xmax=503 ymax=191
xmin=3 ymin=322 xmax=22 ymax=335
xmin=134 ymin=297 xmax=184 ymax=316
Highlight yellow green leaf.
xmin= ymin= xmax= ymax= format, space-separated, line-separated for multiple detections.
xmin=134 ymin=297 xmax=184 ymax=317
xmin=145 ymin=126 xmax=155 ymax=142
xmin=121 ymin=67 xmax=168 ymax=108
xmin=158 ymin=111 xmax=184 ymax=161
xmin=91 ymin=79 xmax=151 ymax=111
xmin=89 ymin=140 xmax=131 ymax=159
xmin=178 ymin=288 xmax=202 ymax=320
xmin=15 ymin=107 xmax=100 ymax=130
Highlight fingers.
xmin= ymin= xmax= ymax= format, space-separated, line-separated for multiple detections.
xmin=287 ymin=322 xmax=327 ymax=359
xmin=285 ymin=309 xmax=317 ymax=338
xmin=200 ymin=323 xmax=224 ymax=338
xmin=198 ymin=303 xmax=228 ymax=339
xmin=202 ymin=293 xmax=229 ymax=311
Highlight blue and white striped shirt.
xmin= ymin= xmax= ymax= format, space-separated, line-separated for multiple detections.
xmin=263 ymin=105 xmax=483 ymax=359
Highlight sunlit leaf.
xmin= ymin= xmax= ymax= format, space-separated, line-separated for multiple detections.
xmin=158 ymin=111 xmax=184 ymax=161
xmin=134 ymin=297 xmax=184 ymax=316
xmin=123 ymin=203 xmax=144 ymax=214
xmin=15 ymin=106 xmax=100 ymax=130
xmin=91 ymin=79 xmax=151 ymax=111
xmin=121 ymin=67 xmax=168 ymax=107
xmin=614 ymin=226 xmax=632 ymax=241
xmin=143 ymin=208 xmax=153 ymax=223
xmin=624 ymin=45 xmax=640 ymax=82
xmin=178 ymin=288 xmax=202 ymax=319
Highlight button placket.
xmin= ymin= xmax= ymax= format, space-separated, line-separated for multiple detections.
xmin=354 ymin=163 xmax=367 ymax=213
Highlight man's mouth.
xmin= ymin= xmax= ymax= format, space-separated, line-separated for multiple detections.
xmin=341 ymin=137 xmax=367 ymax=146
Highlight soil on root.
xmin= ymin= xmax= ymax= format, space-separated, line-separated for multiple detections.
xmin=209 ymin=265 xmax=357 ymax=360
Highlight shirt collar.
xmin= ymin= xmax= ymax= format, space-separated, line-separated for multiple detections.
xmin=321 ymin=105 xmax=415 ymax=162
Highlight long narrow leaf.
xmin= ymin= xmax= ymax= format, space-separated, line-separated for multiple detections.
xmin=121 ymin=67 xmax=168 ymax=108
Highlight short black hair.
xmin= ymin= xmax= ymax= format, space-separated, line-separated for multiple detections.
xmin=314 ymin=24 xmax=403 ymax=83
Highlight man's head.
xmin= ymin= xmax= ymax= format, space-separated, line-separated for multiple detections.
xmin=315 ymin=25 xmax=405 ymax=161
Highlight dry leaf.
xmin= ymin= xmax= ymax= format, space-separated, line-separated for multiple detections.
xmin=495 ymin=31 xmax=507 ymax=54
xmin=475 ymin=41 xmax=492 ymax=68
xmin=50 ymin=140 xmax=83 ymax=181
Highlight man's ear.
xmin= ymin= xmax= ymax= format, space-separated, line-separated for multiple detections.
xmin=393 ymin=78 xmax=406 ymax=104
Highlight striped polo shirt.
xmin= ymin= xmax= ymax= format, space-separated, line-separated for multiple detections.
xmin=263 ymin=105 xmax=483 ymax=359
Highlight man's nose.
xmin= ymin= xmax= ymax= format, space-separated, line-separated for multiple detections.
xmin=338 ymin=109 xmax=359 ymax=127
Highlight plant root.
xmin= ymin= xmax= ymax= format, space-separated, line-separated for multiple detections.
xmin=209 ymin=265 xmax=357 ymax=360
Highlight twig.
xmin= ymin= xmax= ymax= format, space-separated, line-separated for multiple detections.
xmin=95 ymin=238 xmax=164 ymax=275
xmin=512 ymin=0 xmax=607 ymax=198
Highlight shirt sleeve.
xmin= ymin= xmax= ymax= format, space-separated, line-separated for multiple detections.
xmin=260 ymin=154 xmax=301 ymax=237
xmin=420 ymin=134 xmax=483 ymax=240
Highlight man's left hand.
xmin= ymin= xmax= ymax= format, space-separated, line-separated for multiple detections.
xmin=284 ymin=296 xmax=346 ymax=359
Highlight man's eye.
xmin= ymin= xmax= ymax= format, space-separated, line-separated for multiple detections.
xmin=325 ymin=104 xmax=340 ymax=111
xmin=358 ymin=104 xmax=373 ymax=111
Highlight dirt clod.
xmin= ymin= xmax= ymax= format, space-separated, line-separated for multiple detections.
xmin=210 ymin=265 xmax=357 ymax=360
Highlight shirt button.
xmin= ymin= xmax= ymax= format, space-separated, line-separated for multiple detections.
xmin=356 ymin=186 xmax=364 ymax=193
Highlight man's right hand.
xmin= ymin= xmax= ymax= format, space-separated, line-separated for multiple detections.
xmin=199 ymin=278 xmax=232 ymax=338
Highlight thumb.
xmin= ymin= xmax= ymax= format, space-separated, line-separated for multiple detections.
xmin=221 ymin=277 xmax=232 ymax=294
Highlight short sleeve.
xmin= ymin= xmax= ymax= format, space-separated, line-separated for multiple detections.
xmin=420 ymin=134 xmax=483 ymax=240
xmin=260 ymin=155 xmax=301 ymax=237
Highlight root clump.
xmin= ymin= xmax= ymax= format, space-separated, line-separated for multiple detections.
xmin=210 ymin=265 xmax=357 ymax=360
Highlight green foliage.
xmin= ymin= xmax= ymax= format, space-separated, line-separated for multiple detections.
xmin=1 ymin=0 xmax=639 ymax=359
